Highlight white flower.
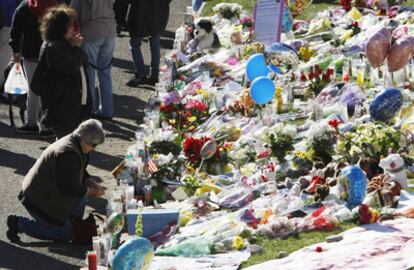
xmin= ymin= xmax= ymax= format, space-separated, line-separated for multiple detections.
xmin=283 ymin=124 xmax=297 ymax=138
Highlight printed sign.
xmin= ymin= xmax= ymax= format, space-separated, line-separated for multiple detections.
xmin=254 ymin=0 xmax=284 ymax=44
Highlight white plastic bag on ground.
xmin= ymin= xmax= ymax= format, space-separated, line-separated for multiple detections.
xmin=4 ymin=63 xmax=29 ymax=95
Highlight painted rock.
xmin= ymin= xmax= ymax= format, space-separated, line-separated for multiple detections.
xmin=112 ymin=237 xmax=154 ymax=270
xmin=369 ymin=88 xmax=403 ymax=122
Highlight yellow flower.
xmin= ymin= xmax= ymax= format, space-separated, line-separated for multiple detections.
xmin=299 ymin=46 xmax=315 ymax=62
xmin=188 ymin=116 xmax=197 ymax=123
xmin=232 ymin=236 xmax=245 ymax=250
xmin=169 ymin=119 xmax=176 ymax=125
xmin=190 ymin=125 xmax=196 ymax=130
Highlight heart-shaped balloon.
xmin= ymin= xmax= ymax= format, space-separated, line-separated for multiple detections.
xmin=365 ymin=28 xmax=391 ymax=68
xmin=387 ymin=38 xmax=412 ymax=72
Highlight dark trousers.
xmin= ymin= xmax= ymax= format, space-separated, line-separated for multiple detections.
xmin=113 ymin=0 xmax=129 ymax=28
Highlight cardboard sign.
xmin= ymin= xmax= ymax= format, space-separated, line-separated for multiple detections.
xmin=254 ymin=0 xmax=284 ymax=44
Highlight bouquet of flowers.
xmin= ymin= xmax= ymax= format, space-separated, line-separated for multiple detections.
xmin=267 ymin=125 xmax=296 ymax=163
xmin=239 ymin=16 xmax=254 ymax=29
xmin=213 ymin=3 xmax=242 ymax=19
xmin=300 ymin=65 xmax=334 ymax=97
xmin=307 ymin=122 xmax=337 ymax=164
xmin=336 ymin=123 xmax=401 ymax=163
xmin=339 ymin=0 xmax=352 ymax=11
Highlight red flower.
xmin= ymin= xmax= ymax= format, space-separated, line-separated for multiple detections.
xmin=315 ymin=246 xmax=323 ymax=252
xmin=326 ymin=68 xmax=334 ymax=76
xmin=257 ymin=149 xmax=271 ymax=159
xmin=358 ymin=204 xmax=372 ymax=225
xmin=314 ymin=70 xmax=320 ymax=78
xmin=183 ymin=136 xmax=211 ymax=163
xmin=185 ymin=99 xmax=207 ymax=112
xmin=308 ymin=72 xmax=315 ymax=80
xmin=328 ymin=119 xmax=342 ymax=132
xmin=160 ymin=103 xmax=175 ymax=112
xmin=300 ymin=72 xmax=307 ymax=82
xmin=352 ymin=21 xmax=359 ymax=28
xmin=322 ymin=73 xmax=330 ymax=82
xmin=315 ymin=65 xmax=322 ymax=74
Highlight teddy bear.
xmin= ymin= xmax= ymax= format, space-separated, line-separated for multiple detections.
xmin=185 ymin=19 xmax=221 ymax=55
xmin=379 ymin=153 xmax=408 ymax=189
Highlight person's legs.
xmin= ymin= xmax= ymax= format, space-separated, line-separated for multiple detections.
xmin=0 ymin=27 xmax=12 ymax=84
xmin=149 ymin=35 xmax=161 ymax=80
xmin=96 ymin=37 xmax=115 ymax=118
xmin=129 ymin=36 xmax=145 ymax=78
xmin=12 ymin=198 xmax=87 ymax=242
xmin=19 ymin=59 xmax=41 ymax=132
xmin=82 ymin=42 xmax=100 ymax=113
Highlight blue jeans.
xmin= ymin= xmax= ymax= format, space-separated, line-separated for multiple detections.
xmin=18 ymin=198 xmax=87 ymax=242
xmin=129 ymin=35 xmax=160 ymax=79
xmin=82 ymin=37 xmax=115 ymax=117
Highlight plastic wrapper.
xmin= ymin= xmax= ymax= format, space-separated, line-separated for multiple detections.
xmin=155 ymin=237 xmax=211 ymax=257
xmin=257 ymin=217 xmax=296 ymax=238
xmin=149 ymin=221 xmax=179 ymax=248
xmin=218 ymin=188 xmax=253 ymax=209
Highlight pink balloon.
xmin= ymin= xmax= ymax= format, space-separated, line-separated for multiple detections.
xmin=387 ymin=38 xmax=412 ymax=72
xmin=405 ymin=36 xmax=414 ymax=56
xmin=365 ymin=29 xmax=391 ymax=68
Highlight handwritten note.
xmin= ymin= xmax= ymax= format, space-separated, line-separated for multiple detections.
xmin=254 ymin=0 xmax=284 ymax=45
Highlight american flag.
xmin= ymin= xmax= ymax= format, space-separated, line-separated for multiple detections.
xmin=144 ymin=153 xmax=159 ymax=176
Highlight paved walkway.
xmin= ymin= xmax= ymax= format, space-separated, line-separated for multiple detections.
xmin=0 ymin=1 xmax=189 ymax=268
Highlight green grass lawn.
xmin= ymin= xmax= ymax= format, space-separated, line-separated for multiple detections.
xmin=241 ymin=222 xmax=356 ymax=268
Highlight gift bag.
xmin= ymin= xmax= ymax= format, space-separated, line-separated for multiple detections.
xmin=4 ymin=63 xmax=28 ymax=95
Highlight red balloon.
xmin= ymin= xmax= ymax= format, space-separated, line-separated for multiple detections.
xmin=387 ymin=38 xmax=412 ymax=72
xmin=365 ymin=29 xmax=391 ymax=68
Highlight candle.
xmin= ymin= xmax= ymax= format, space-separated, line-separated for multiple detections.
xmin=92 ymin=237 xmax=101 ymax=265
xmin=88 ymin=251 xmax=97 ymax=270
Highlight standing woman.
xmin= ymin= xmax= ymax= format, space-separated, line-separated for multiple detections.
xmin=38 ymin=5 xmax=87 ymax=139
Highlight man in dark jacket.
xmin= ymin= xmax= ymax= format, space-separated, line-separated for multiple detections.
xmin=9 ymin=0 xmax=56 ymax=137
xmin=126 ymin=0 xmax=171 ymax=87
xmin=6 ymin=119 xmax=106 ymax=243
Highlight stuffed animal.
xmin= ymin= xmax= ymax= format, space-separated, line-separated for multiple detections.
xmin=185 ymin=19 xmax=221 ymax=55
xmin=379 ymin=153 xmax=408 ymax=189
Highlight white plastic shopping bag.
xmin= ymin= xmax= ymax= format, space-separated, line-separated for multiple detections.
xmin=4 ymin=63 xmax=29 ymax=95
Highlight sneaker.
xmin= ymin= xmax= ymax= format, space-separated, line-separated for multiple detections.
xmin=15 ymin=124 xmax=39 ymax=135
xmin=126 ymin=76 xmax=147 ymax=87
xmin=39 ymin=129 xmax=55 ymax=139
xmin=6 ymin=215 xmax=20 ymax=242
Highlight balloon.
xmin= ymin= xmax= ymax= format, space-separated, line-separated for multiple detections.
xmin=192 ymin=0 xmax=203 ymax=12
xmin=246 ymin=53 xmax=269 ymax=81
xmin=287 ymin=0 xmax=313 ymax=17
xmin=106 ymin=212 xmax=125 ymax=235
xmin=338 ymin=166 xmax=367 ymax=209
xmin=405 ymin=36 xmax=414 ymax=55
xmin=250 ymin=76 xmax=275 ymax=105
xmin=387 ymin=38 xmax=412 ymax=72
xmin=369 ymin=88 xmax=403 ymax=122
xmin=112 ymin=237 xmax=154 ymax=270
xmin=200 ymin=140 xmax=217 ymax=160
xmin=365 ymin=29 xmax=390 ymax=68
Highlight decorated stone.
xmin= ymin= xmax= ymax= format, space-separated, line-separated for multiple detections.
xmin=369 ymin=88 xmax=403 ymax=122
xmin=112 ymin=237 xmax=154 ymax=270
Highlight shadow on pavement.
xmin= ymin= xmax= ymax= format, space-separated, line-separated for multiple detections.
xmin=0 ymin=240 xmax=80 ymax=269
xmin=0 ymin=148 xmax=36 ymax=176
xmin=0 ymin=120 xmax=53 ymax=143
xmin=113 ymin=93 xmax=147 ymax=121
xmin=112 ymin=57 xmax=134 ymax=70
xmin=90 ymin=150 xmax=124 ymax=172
